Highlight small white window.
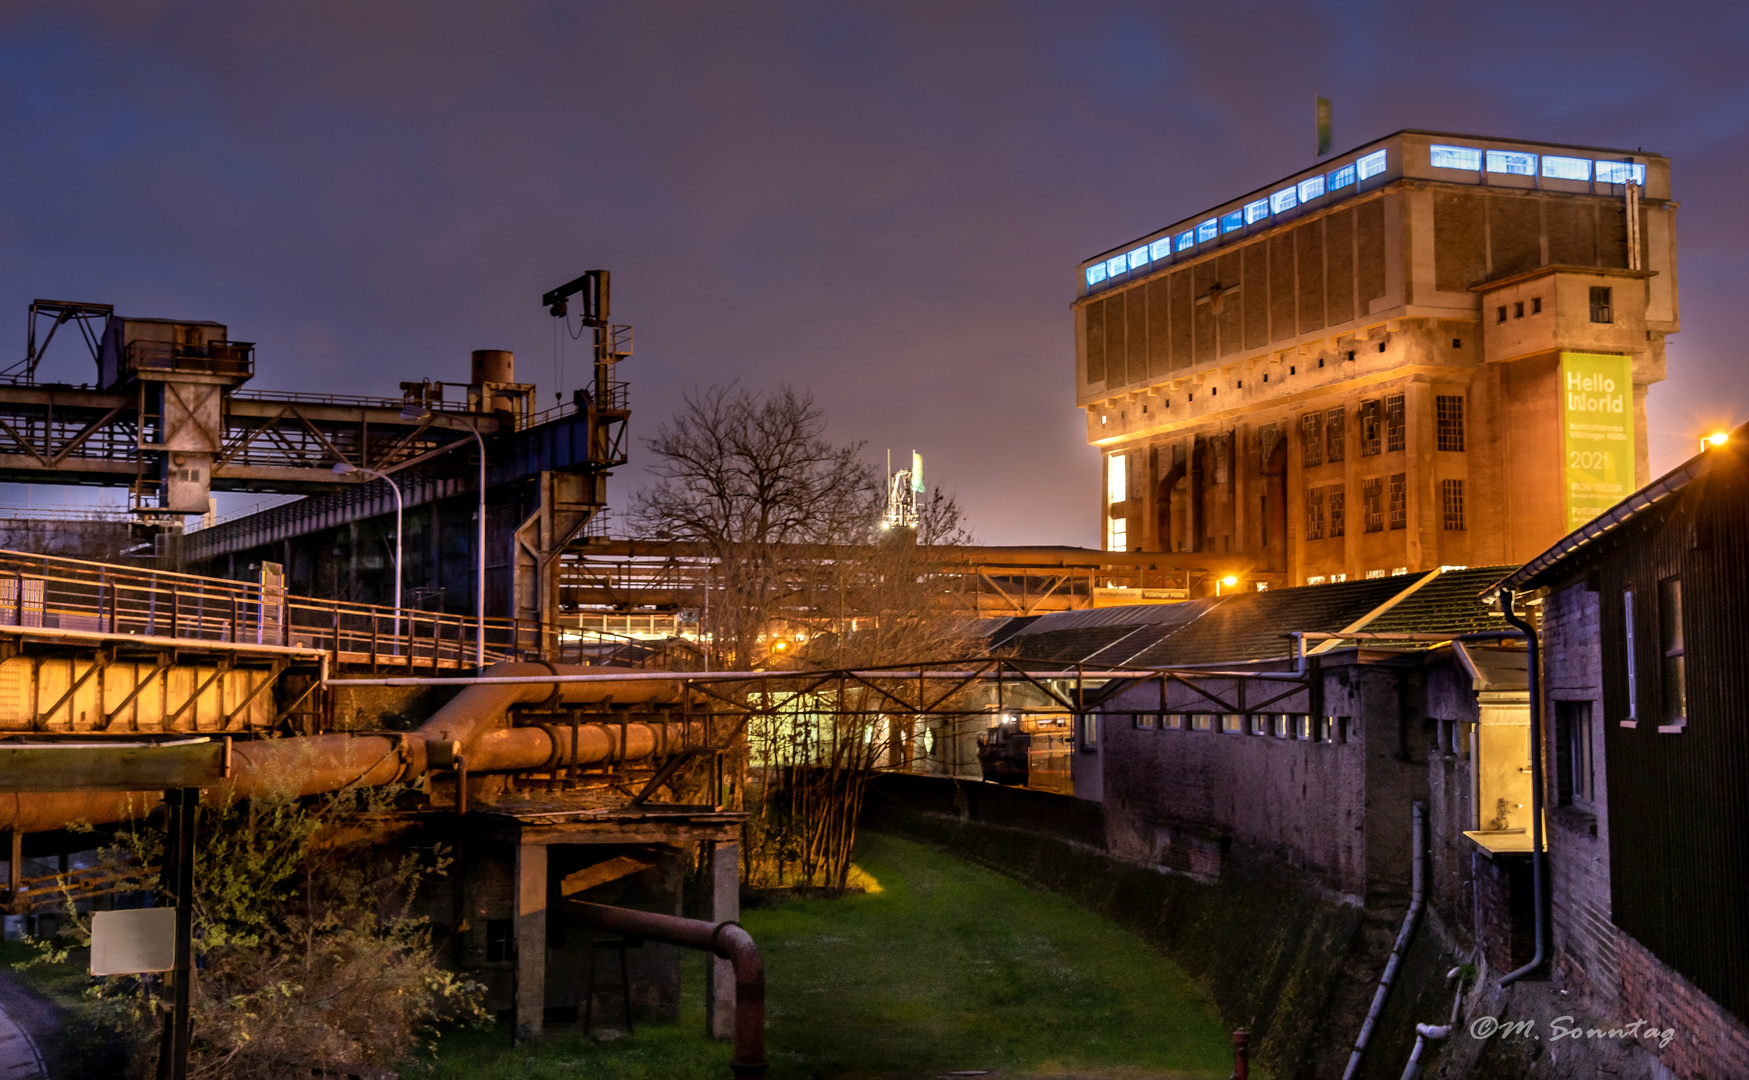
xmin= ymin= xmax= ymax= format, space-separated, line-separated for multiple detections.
xmin=1365 ymin=569 xmax=1387 ymax=580
xmin=1331 ymin=573 xmax=1347 ymax=583
xmin=1196 ymin=219 xmax=1219 ymax=244
xmin=1328 ymin=163 xmax=1357 ymax=190
xmin=1149 ymin=238 xmax=1172 ymax=261
xmin=1307 ymin=575 xmax=1328 ymax=585
xmin=1356 ymin=149 xmax=1388 ymax=179
xmin=1542 ymin=155 xmax=1591 ymax=181
xmin=1128 ymin=246 xmax=1151 ymax=271
xmin=1176 ymin=230 xmax=1195 ymax=252
xmin=1271 ymin=188 xmax=1298 ymax=214
xmin=1244 ymin=198 xmax=1270 ymax=224
xmin=1298 ymin=175 xmax=1326 ymax=201
xmin=1485 ymin=150 xmax=1537 ymax=176
xmin=1107 ymin=453 xmax=1127 ymax=505
xmin=1086 ymin=263 xmax=1108 ymax=287
xmin=1429 ymin=145 xmax=1481 ymax=171
xmin=1596 ymin=161 xmax=1646 ymax=185
xmin=1106 ymin=255 xmax=1128 ymax=277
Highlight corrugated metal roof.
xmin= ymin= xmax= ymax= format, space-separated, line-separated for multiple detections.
xmin=1005 ymin=599 xmax=1214 ymax=636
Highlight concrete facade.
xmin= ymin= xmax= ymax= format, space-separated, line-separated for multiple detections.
xmin=1075 ymin=131 xmax=1677 ymax=590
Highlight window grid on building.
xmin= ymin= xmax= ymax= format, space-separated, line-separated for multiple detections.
xmin=1388 ymin=473 xmax=1407 ymax=529
xmin=1437 ymin=395 xmax=1466 ymax=452
xmin=1590 ymin=286 xmax=1613 ymax=324
xmin=1363 ymin=478 xmax=1383 ymax=532
xmin=1440 ymin=478 xmax=1465 ymax=530
xmin=1659 ymin=576 xmax=1685 ymax=729
xmin=1360 ymin=400 xmax=1382 ymax=456
xmin=1301 ymin=413 xmax=1323 ymax=467
xmin=1329 ymin=485 xmax=1345 ymax=537
xmin=1326 ymin=408 xmax=1346 ymax=463
xmin=1305 ymin=487 xmax=1324 ymax=540
xmin=1385 ymin=394 xmax=1405 ymax=452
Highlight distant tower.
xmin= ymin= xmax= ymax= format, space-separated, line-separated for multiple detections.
xmin=882 ymin=449 xmax=923 ymax=532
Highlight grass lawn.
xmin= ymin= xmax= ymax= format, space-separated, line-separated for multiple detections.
xmin=431 ymin=831 xmax=1235 ymax=1079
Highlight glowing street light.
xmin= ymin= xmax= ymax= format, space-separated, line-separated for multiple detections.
xmin=1217 ymin=574 xmax=1239 ymax=596
xmin=1702 ymin=431 xmax=1730 ymax=452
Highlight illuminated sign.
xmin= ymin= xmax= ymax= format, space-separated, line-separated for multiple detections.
xmin=1560 ymin=352 xmax=1635 ymax=530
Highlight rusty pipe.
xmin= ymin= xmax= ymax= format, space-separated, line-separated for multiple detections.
xmin=569 ymin=901 xmax=764 ymax=1078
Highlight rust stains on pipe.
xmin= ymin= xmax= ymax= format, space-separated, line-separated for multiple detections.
xmin=405 ymin=662 xmax=683 ymax=753
xmin=569 ymin=901 xmax=765 ymax=1078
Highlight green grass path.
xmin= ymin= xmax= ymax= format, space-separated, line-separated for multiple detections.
xmin=432 ymin=832 xmax=1233 ymax=1079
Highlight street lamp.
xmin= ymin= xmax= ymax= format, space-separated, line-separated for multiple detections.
xmin=1217 ymin=574 xmax=1239 ymax=596
xmin=333 ymin=462 xmax=404 ymax=649
xmin=401 ymin=405 xmax=487 ymax=668
xmin=1702 ymin=431 xmax=1729 ymax=452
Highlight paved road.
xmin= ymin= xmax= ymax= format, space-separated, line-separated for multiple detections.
xmin=0 ymin=977 xmax=49 ymax=1080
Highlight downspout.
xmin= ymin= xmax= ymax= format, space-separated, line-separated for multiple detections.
xmin=571 ymin=901 xmax=765 ymax=1078
xmin=1342 ymin=799 xmax=1426 ymax=1080
xmin=1497 ymin=585 xmax=1548 ymax=986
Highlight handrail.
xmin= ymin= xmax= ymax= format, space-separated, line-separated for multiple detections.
xmin=0 ymin=548 xmax=531 ymax=665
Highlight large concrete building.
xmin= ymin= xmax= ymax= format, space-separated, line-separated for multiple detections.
xmin=1075 ymin=130 xmax=1677 ymax=589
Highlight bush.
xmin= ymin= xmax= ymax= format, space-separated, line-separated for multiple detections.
xmin=24 ymin=786 xmax=487 ymax=1079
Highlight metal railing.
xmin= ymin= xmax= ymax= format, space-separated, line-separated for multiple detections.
xmin=122 ymin=339 xmax=254 ymax=381
xmin=0 ymin=549 xmax=539 ymax=666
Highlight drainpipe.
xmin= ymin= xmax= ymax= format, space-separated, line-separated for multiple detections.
xmin=1342 ymin=800 xmax=1426 ymax=1080
xmin=570 ymin=901 xmax=765 ymax=1078
xmin=1497 ymin=586 xmax=1548 ymax=986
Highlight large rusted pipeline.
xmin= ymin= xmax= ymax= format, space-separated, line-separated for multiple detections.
xmin=0 ymin=662 xmax=695 ymax=830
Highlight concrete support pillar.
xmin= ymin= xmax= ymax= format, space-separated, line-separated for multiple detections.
xmin=704 ymin=840 xmax=740 ymax=1041
xmin=514 ymin=838 xmax=548 ymax=1042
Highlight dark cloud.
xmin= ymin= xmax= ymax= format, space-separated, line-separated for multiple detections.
xmin=0 ymin=1 xmax=1743 ymax=540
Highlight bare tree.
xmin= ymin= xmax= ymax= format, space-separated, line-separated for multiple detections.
xmin=635 ymin=384 xmax=980 ymax=891
xmin=633 ymin=384 xmax=878 ymax=670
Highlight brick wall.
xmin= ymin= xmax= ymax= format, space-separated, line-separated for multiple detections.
xmin=1097 ymin=659 xmax=1426 ymax=898
xmin=1618 ymin=931 xmax=1749 ymax=1080
xmin=1541 ymin=581 xmax=1622 ymax=1008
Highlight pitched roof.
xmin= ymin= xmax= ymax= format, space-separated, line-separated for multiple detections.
xmin=1364 ymin=565 xmax=1516 ymax=639
xmin=1128 ymin=576 xmax=1408 ymax=666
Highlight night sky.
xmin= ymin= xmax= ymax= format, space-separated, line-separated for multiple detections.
xmin=2 ymin=2 xmax=1745 ymax=546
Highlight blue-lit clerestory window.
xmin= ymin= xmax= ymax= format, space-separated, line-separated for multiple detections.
xmin=1356 ymin=149 xmax=1388 ymax=179
xmin=1220 ymin=210 xmax=1244 ymax=233
xmin=1542 ymin=155 xmax=1591 ymax=181
xmin=1106 ymin=255 xmax=1127 ymax=278
xmin=1596 ymin=161 xmax=1646 ymax=185
xmin=1270 ymin=188 xmax=1297 ymax=214
xmin=1196 ymin=219 xmax=1218 ymax=244
xmin=1328 ymin=163 xmax=1356 ymax=191
xmin=1086 ymin=263 xmax=1108 ymax=287
xmin=1149 ymin=238 xmax=1172 ymax=261
xmin=1429 ymin=145 xmax=1481 ymax=171
xmin=1244 ymin=199 xmax=1269 ymax=224
xmin=1176 ymin=231 xmax=1195 ymax=252
xmin=1128 ymin=246 xmax=1150 ymax=271
xmin=1486 ymin=150 xmax=1537 ymax=176
xmin=1298 ymin=175 xmax=1325 ymax=201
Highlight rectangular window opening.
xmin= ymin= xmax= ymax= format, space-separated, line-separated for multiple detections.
xmin=1385 ymin=394 xmax=1405 ymax=453
xmin=1554 ymin=700 xmax=1595 ymax=806
xmin=1429 ymin=145 xmax=1482 ymax=171
xmin=1442 ymin=478 xmax=1466 ymax=531
xmin=1329 ymin=484 xmax=1346 ymax=538
xmin=1363 ymin=478 xmax=1383 ymax=533
xmin=1590 ymin=287 xmax=1613 ymax=324
xmin=1436 ymin=395 xmax=1466 ymax=452
xmin=1388 ymin=472 xmax=1407 ymax=530
xmin=1659 ymin=577 xmax=1685 ymax=730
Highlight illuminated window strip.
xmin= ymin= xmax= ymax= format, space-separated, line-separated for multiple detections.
xmin=1244 ymin=198 xmax=1270 ymax=224
xmin=1270 ymin=188 xmax=1297 ymax=214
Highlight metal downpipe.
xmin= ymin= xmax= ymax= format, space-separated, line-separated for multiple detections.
xmin=570 ymin=901 xmax=765 ymax=1078
xmin=1497 ymin=586 xmax=1549 ymax=987
xmin=1342 ymin=799 xmax=1426 ymax=1080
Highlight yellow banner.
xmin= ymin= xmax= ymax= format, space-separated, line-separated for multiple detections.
xmin=1560 ymin=352 xmax=1634 ymax=530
